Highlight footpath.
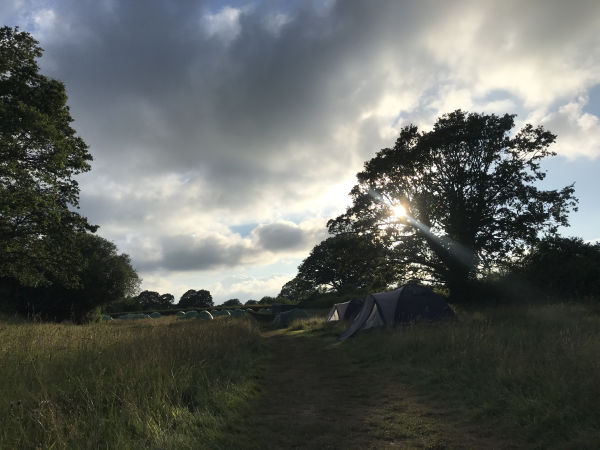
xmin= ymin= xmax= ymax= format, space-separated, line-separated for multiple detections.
xmin=243 ymin=331 xmax=505 ymax=449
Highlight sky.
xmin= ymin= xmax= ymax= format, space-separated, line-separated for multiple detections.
xmin=2 ymin=0 xmax=600 ymax=304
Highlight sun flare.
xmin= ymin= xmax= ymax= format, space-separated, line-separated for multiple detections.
xmin=391 ymin=204 xmax=407 ymax=218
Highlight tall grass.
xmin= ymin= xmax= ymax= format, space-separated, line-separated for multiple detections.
xmin=0 ymin=317 xmax=262 ymax=449
xmin=337 ymin=302 xmax=600 ymax=448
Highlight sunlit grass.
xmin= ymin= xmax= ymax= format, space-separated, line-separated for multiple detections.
xmin=0 ymin=317 xmax=263 ymax=449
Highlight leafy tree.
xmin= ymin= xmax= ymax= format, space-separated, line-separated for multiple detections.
xmin=159 ymin=293 xmax=175 ymax=307
xmin=178 ymin=289 xmax=213 ymax=308
xmin=1 ymin=233 xmax=140 ymax=322
xmin=244 ymin=299 xmax=258 ymax=305
xmin=517 ymin=236 xmax=600 ymax=298
xmin=135 ymin=291 xmax=174 ymax=309
xmin=223 ymin=298 xmax=242 ymax=307
xmin=329 ymin=110 xmax=577 ymax=301
xmin=0 ymin=26 xmax=95 ymax=287
xmin=258 ymin=296 xmax=275 ymax=304
xmin=295 ymin=233 xmax=397 ymax=294
xmin=277 ymin=275 xmax=317 ymax=302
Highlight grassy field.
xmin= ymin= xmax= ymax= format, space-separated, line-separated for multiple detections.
xmin=0 ymin=316 xmax=263 ymax=449
xmin=1 ymin=302 xmax=599 ymax=449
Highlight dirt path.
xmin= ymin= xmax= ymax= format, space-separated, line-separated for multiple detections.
xmin=242 ymin=332 xmax=505 ymax=450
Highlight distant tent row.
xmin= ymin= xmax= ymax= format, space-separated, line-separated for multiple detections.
xmin=338 ymin=284 xmax=455 ymax=341
xmin=118 ymin=313 xmax=152 ymax=320
xmin=175 ymin=309 xmax=249 ymax=320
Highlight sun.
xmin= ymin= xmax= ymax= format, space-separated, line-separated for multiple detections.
xmin=391 ymin=204 xmax=407 ymax=218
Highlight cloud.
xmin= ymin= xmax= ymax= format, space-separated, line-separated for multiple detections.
xmin=4 ymin=0 xmax=600 ymax=301
xmin=539 ymin=97 xmax=600 ymax=159
xmin=202 ymin=6 xmax=243 ymax=45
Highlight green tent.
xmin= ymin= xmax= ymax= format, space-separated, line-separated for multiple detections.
xmin=229 ymin=309 xmax=245 ymax=318
xmin=185 ymin=310 xmax=199 ymax=318
xmin=102 ymin=314 xmax=113 ymax=321
xmin=150 ymin=312 xmax=162 ymax=318
xmin=197 ymin=310 xmax=213 ymax=320
xmin=273 ymin=309 xmax=309 ymax=328
xmin=175 ymin=311 xmax=186 ymax=318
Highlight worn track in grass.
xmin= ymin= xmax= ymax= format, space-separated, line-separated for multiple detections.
xmin=239 ymin=331 xmax=510 ymax=450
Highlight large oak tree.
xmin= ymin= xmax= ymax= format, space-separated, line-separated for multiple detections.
xmin=328 ymin=110 xmax=577 ymax=301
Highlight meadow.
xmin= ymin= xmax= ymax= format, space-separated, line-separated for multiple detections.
xmin=1 ymin=301 xmax=599 ymax=449
xmin=0 ymin=316 xmax=262 ymax=449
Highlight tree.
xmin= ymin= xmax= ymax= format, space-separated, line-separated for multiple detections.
xmin=159 ymin=293 xmax=175 ymax=308
xmin=277 ymin=275 xmax=317 ymax=302
xmin=135 ymin=291 xmax=174 ymax=309
xmin=259 ymin=296 xmax=275 ymax=304
xmin=517 ymin=236 xmax=600 ymax=298
xmin=329 ymin=110 xmax=577 ymax=301
xmin=0 ymin=27 xmax=95 ymax=287
xmin=244 ymin=299 xmax=258 ymax=305
xmin=223 ymin=298 xmax=242 ymax=307
xmin=1 ymin=233 xmax=140 ymax=322
xmin=178 ymin=289 xmax=213 ymax=308
xmin=294 ymin=233 xmax=398 ymax=295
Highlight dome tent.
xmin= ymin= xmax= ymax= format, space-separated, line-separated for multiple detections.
xmin=339 ymin=284 xmax=455 ymax=341
xmin=325 ymin=298 xmax=363 ymax=323
xmin=229 ymin=309 xmax=245 ymax=318
xmin=184 ymin=310 xmax=199 ymax=318
xmin=273 ymin=308 xmax=309 ymax=328
xmin=175 ymin=311 xmax=186 ymax=318
xmin=150 ymin=312 xmax=162 ymax=318
xmin=197 ymin=310 xmax=213 ymax=320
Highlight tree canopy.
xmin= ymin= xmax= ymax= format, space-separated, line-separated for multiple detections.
xmin=223 ymin=298 xmax=242 ymax=307
xmin=136 ymin=291 xmax=174 ymax=309
xmin=1 ymin=232 xmax=140 ymax=322
xmin=178 ymin=289 xmax=213 ymax=308
xmin=0 ymin=26 xmax=95 ymax=287
xmin=293 ymin=233 xmax=398 ymax=295
xmin=328 ymin=110 xmax=577 ymax=301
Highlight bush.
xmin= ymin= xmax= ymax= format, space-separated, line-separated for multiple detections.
xmin=517 ymin=236 xmax=600 ymax=299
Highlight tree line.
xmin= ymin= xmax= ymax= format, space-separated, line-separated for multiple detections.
xmin=104 ymin=290 xmax=283 ymax=313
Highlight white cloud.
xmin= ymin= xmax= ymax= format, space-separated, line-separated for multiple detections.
xmin=540 ymin=97 xmax=600 ymax=159
xmin=202 ymin=6 xmax=242 ymax=45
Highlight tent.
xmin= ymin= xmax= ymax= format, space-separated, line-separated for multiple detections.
xmin=197 ymin=310 xmax=213 ymax=320
xmin=150 ymin=312 xmax=162 ymax=318
xmin=270 ymin=303 xmax=298 ymax=315
xmin=325 ymin=298 xmax=363 ymax=323
xmin=273 ymin=308 xmax=309 ymax=328
xmin=119 ymin=313 xmax=150 ymax=320
xmin=184 ymin=310 xmax=199 ymax=319
xmin=175 ymin=311 xmax=186 ymax=318
xmin=339 ymin=284 xmax=455 ymax=341
xmin=229 ymin=309 xmax=245 ymax=318
xmin=102 ymin=314 xmax=113 ymax=321
xmin=247 ymin=309 xmax=275 ymax=323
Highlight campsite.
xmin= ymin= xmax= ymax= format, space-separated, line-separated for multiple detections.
xmin=3 ymin=2 xmax=600 ymax=449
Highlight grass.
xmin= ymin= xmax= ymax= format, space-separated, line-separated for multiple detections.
xmin=293 ymin=302 xmax=600 ymax=448
xmin=2 ymin=302 xmax=599 ymax=448
xmin=0 ymin=316 xmax=263 ymax=449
